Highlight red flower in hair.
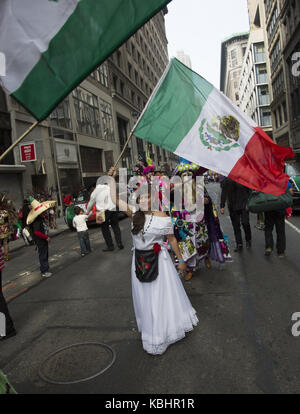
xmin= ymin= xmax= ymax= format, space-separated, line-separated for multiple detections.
xmin=153 ymin=243 xmax=161 ymax=254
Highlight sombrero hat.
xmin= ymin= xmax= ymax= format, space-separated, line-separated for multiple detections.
xmin=26 ymin=196 xmax=56 ymax=225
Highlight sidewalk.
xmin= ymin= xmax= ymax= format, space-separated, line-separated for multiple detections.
xmin=9 ymin=217 xmax=69 ymax=254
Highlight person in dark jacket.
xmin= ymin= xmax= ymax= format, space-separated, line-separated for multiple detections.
xmin=264 ymin=182 xmax=293 ymax=258
xmin=27 ymin=196 xmax=55 ymax=278
xmin=220 ymin=178 xmax=252 ymax=252
xmin=21 ymin=199 xmax=30 ymax=229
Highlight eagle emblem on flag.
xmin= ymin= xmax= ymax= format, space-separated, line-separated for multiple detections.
xmin=199 ymin=115 xmax=241 ymax=152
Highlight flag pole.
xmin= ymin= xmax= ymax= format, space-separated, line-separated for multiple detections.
xmin=113 ymin=130 xmax=134 ymax=168
xmin=0 ymin=120 xmax=39 ymax=163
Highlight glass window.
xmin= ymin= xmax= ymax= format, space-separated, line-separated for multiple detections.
xmin=99 ymin=99 xmax=114 ymax=141
xmin=73 ymin=88 xmax=100 ymax=137
xmin=90 ymin=63 xmax=109 ymax=87
xmin=50 ymin=98 xmax=72 ymax=129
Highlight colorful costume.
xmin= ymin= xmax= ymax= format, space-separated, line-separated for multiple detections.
xmin=171 ymin=160 xmax=231 ymax=280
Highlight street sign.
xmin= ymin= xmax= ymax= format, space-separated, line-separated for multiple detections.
xmin=19 ymin=142 xmax=36 ymax=162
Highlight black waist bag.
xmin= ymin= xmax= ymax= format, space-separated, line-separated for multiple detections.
xmin=135 ymin=248 xmax=159 ymax=283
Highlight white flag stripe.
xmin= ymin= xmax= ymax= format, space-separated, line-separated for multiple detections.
xmin=174 ymin=88 xmax=256 ymax=176
xmin=0 ymin=0 xmax=79 ymax=92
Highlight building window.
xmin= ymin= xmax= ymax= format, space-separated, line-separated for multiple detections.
xmin=120 ymin=81 xmax=125 ymax=96
xmin=256 ymin=64 xmax=267 ymax=84
xmin=116 ymin=51 xmax=122 ymax=67
xmin=260 ymin=108 xmax=272 ymax=126
xmin=80 ymin=146 xmax=103 ymax=173
xmin=270 ymin=37 xmax=281 ymax=71
xmin=230 ymin=49 xmax=238 ymax=67
xmin=282 ymin=101 xmax=287 ymax=123
xmin=128 ymin=62 xmax=132 ymax=78
xmin=112 ymin=75 xmax=118 ymax=91
xmin=50 ymin=98 xmax=72 ymax=129
xmin=90 ymin=63 xmax=109 ymax=88
xmin=253 ymin=43 xmax=265 ymax=63
xmin=258 ymin=85 xmax=270 ymax=105
xmin=99 ymin=99 xmax=114 ymax=141
xmin=131 ymin=91 xmax=135 ymax=105
xmin=73 ymin=88 xmax=100 ymax=137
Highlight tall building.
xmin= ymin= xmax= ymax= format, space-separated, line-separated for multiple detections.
xmin=0 ymin=9 xmax=178 ymax=209
xmin=220 ymin=33 xmax=249 ymax=106
xmin=238 ymin=0 xmax=273 ymax=137
xmin=176 ymin=51 xmax=192 ymax=68
xmin=277 ymin=0 xmax=300 ymax=151
xmin=264 ymin=0 xmax=291 ymax=147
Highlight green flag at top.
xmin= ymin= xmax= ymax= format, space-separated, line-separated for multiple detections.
xmin=0 ymin=0 xmax=171 ymax=121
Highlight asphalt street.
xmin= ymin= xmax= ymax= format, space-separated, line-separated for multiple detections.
xmin=1 ymin=183 xmax=300 ymax=394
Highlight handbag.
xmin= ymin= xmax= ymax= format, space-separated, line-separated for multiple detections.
xmin=135 ymin=248 xmax=159 ymax=283
xmin=96 ymin=210 xmax=105 ymax=224
xmin=247 ymin=187 xmax=293 ymax=213
xmin=178 ymin=236 xmax=197 ymax=262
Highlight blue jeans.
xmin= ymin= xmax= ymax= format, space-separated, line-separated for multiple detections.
xmin=36 ymin=241 xmax=49 ymax=274
xmin=77 ymin=231 xmax=91 ymax=254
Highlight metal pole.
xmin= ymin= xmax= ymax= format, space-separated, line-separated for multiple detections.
xmin=0 ymin=120 xmax=39 ymax=163
xmin=113 ymin=130 xmax=134 ymax=169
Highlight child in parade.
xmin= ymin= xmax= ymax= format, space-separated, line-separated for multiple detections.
xmin=72 ymin=207 xmax=92 ymax=257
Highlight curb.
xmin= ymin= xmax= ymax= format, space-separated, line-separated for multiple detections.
xmin=9 ymin=226 xmax=70 ymax=254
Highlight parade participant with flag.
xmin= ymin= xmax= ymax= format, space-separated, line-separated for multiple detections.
xmin=132 ymin=58 xmax=294 ymax=197
xmin=107 ymin=166 xmax=198 ymax=355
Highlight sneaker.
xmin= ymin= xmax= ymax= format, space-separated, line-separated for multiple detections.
xmin=81 ymin=253 xmax=86 ymax=257
xmin=234 ymin=244 xmax=243 ymax=252
xmin=42 ymin=272 xmax=52 ymax=278
xmin=0 ymin=328 xmax=16 ymax=341
xmin=278 ymin=253 xmax=286 ymax=258
xmin=265 ymin=248 xmax=272 ymax=256
xmin=246 ymin=241 xmax=252 ymax=249
xmin=118 ymin=244 xmax=124 ymax=250
xmin=102 ymin=247 xmax=114 ymax=252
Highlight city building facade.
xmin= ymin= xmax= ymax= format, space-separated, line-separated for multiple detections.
xmin=220 ymin=33 xmax=249 ymax=106
xmin=263 ymin=0 xmax=291 ymax=147
xmin=0 ymin=9 xmax=178 ymax=210
xmin=238 ymin=0 xmax=273 ymax=137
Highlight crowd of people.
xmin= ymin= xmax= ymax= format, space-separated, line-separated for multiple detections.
xmin=0 ymin=159 xmax=295 ymax=356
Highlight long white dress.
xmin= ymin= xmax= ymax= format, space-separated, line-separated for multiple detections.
xmin=131 ymin=214 xmax=199 ymax=355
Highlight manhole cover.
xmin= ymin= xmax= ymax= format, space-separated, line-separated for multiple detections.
xmin=39 ymin=342 xmax=116 ymax=385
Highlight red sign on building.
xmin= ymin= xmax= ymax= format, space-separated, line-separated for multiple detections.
xmin=20 ymin=142 xmax=36 ymax=162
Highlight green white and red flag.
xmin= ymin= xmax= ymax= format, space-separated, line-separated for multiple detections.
xmin=0 ymin=0 xmax=171 ymax=121
xmin=133 ymin=58 xmax=294 ymax=195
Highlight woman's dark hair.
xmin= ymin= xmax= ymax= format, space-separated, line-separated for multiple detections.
xmin=131 ymin=187 xmax=151 ymax=235
xmin=131 ymin=210 xmax=146 ymax=235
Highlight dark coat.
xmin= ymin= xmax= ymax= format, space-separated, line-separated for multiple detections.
xmin=220 ymin=178 xmax=251 ymax=211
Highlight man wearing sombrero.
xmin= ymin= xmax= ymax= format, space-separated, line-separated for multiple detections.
xmin=27 ymin=196 xmax=56 ymax=278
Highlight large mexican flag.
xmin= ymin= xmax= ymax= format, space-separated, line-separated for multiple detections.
xmin=0 ymin=0 xmax=171 ymax=121
xmin=133 ymin=58 xmax=294 ymax=195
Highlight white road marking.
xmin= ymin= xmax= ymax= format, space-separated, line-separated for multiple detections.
xmin=285 ymin=220 xmax=300 ymax=235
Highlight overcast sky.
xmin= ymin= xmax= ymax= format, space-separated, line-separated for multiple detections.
xmin=165 ymin=0 xmax=250 ymax=89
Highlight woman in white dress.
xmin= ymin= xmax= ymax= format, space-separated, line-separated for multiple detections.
xmin=108 ymin=167 xmax=198 ymax=355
